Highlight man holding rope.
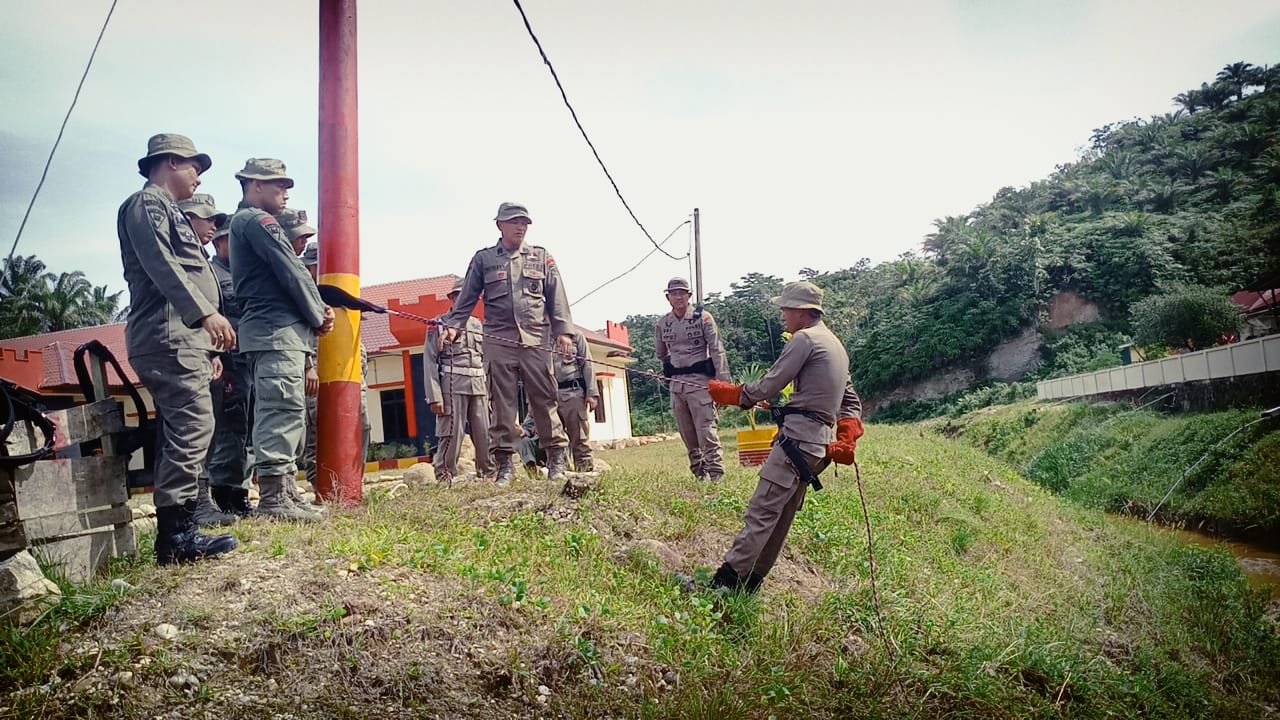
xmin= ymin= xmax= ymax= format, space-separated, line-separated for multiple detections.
xmin=441 ymin=202 xmax=576 ymax=485
xmin=707 ymin=281 xmax=864 ymax=593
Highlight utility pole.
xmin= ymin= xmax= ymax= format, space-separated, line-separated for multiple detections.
xmin=693 ymin=207 xmax=703 ymax=309
xmin=316 ymin=0 xmax=363 ymax=507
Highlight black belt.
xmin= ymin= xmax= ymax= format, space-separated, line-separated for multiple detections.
xmin=558 ymin=379 xmax=585 ymax=391
xmin=770 ymin=406 xmax=832 ymax=491
xmin=663 ymin=358 xmax=715 ymax=378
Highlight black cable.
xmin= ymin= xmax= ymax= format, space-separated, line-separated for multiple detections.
xmin=511 ymin=0 xmax=683 ymax=260
xmin=1 ymin=0 xmax=119 ymax=291
xmin=570 ymin=219 xmax=690 ymax=307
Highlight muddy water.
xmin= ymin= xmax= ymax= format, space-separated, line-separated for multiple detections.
xmin=1161 ymin=527 xmax=1280 ymax=595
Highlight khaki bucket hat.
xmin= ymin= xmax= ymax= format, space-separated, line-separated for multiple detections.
xmin=448 ymin=278 xmax=465 ymax=297
xmin=137 ymin=133 xmax=212 ymax=178
xmin=276 ymin=209 xmax=316 ymax=242
xmin=494 ymin=202 xmax=532 ymax=223
xmin=772 ymin=281 xmax=824 ymax=313
xmin=235 ymin=158 xmax=295 ymax=188
xmin=301 ymin=239 xmax=319 ymax=267
xmin=176 ymin=193 xmax=227 ymax=226
xmin=665 ymin=277 xmax=691 ymax=293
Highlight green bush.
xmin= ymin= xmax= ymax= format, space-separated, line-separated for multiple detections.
xmin=1129 ymin=284 xmax=1242 ymax=350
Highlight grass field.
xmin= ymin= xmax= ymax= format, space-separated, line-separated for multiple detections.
xmin=2 ymin=425 xmax=1277 ymax=719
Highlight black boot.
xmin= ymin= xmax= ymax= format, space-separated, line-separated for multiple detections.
xmin=743 ymin=572 xmax=766 ymax=594
xmin=710 ymin=562 xmax=744 ymax=591
xmin=155 ymin=501 xmax=239 ymax=566
xmin=211 ymin=486 xmax=254 ymax=517
xmin=194 ymin=476 xmax=238 ymax=527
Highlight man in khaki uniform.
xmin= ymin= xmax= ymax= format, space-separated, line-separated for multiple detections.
xmin=553 ymin=332 xmax=598 ymax=471
xmin=655 ymin=277 xmax=731 ymax=482
xmin=707 ymin=281 xmax=864 ymax=593
xmin=425 ymin=279 xmax=494 ymax=484
xmin=279 ymin=210 xmax=319 ymax=502
xmin=202 ymin=220 xmax=255 ymax=517
xmin=118 ymin=133 xmax=238 ymax=565
xmin=442 ymin=202 xmax=576 ymax=485
xmin=229 ymin=159 xmax=333 ymax=521
xmin=176 ymin=193 xmax=238 ymax=527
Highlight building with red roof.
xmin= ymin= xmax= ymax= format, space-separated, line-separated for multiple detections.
xmin=0 ymin=274 xmax=636 ymax=454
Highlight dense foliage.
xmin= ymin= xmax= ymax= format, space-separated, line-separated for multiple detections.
xmin=626 ymin=61 xmax=1279 ymax=421
xmin=1129 ymin=284 xmax=1244 ymax=349
xmin=0 ymin=254 xmax=123 ymax=339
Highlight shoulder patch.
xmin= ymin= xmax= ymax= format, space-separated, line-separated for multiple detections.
xmin=142 ymin=194 xmax=170 ymax=230
xmin=259 ymin=215 xmax=279 ymax=227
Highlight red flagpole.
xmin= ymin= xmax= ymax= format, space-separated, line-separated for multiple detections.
xmin=316 ymin=0 xmax=363 ymax=507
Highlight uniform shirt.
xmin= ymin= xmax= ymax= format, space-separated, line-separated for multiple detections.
xmin=740 ymin=320 xmax=862 ymax=456
xmin=424 ymin=315 xmax=486 ymax=402
xmin=655 ymin=307 xmax=731 ymax=392
xmin=117 ymin=183 xmax=220 ymax=356
xmin=228 ymin=201 xmax=326 ymax=353
xmin=446 ymin=240 xmax=574 ymax=346
xmin=209 ymin=255 xmax=240 ymax=328
xmin=553 ymin=333 xmax=599 ymax=401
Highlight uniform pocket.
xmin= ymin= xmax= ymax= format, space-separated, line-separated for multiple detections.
xmin=521 ymin=268 xmax=545 ymax=296
xmin=484 ymin=269 xmax=510 ymax=300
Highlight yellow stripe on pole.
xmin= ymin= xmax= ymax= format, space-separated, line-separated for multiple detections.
xmin=318 ymin=272 xmax=362 ymax=384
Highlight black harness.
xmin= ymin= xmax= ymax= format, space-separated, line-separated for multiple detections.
xmin=769 ymin=405 xmax=832 ymax=492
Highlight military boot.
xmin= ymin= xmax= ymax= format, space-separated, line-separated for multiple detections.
xmin=285 ymin=476 xmax=325 ymax=518
xmin=155 ymin=501 xmax=238 ymax=566
xmin=574 ymin=456 xmax=594 ymax=473
xmin=193 ymin=475 xmax=238 ymax=527
xmin=743 ymin=571 xmax=766 ymax=594
xmin=710 ymin=562 xmax=746 ymax=592
xmin=254 ymin=476 xmax=320 ymax=522
xmin=211 ymin=485 xmax=254 ymax=517
xmin=546 ymin=447 xmax=568 ymax=481
xmin=494 ymin=453 xmax=516 ymax=488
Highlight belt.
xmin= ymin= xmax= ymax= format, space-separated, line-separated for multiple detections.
xmin=444 ymin=366 xmax=485 ymax=377
xmin=663 ymin=358 xmax=715 ymax=377
xmin=558 ymin=379 xmax=585 ymax=390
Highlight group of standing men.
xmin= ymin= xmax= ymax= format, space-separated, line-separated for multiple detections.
xmin=118 ymin=134 xmax=340 ymax=565
xmin=425 ymin=203 xmax=598 ymax=487
xmin=116 ymin=132 xmax=865 ymax=595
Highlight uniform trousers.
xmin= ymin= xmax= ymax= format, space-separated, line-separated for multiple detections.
xmin=132 ymin=349 xmax=216 ymax=508
xmin=207 ymin=351 xmax=253 ymax=489
xmin=723 ymin=443 xmax=823 ymax=578
xmin=246 ymin=349 xmax=307 ymax=481
xmin=485 ymin=340 xmax=567 ymax=455
xmin=434 ymin=391 xmax=494 ymax=477
xmin=556 ymin=387 xmax=593 ymax=469
xmin=671 ymin=385 xmax=724 ymax=479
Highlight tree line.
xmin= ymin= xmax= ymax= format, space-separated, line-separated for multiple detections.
xmin=625 ymin=60 xmax=1280 ymax=426
xmin=0 ymin=255 xmax=123 ymax=339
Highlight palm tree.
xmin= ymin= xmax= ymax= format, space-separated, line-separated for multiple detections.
xmin=923 ymin=215 xmax=970 ymax=263
xmin=0 ymin=255 xmax=52 ymax=339
xmin=44 ymin=271 xmax=97 ymax=332
xmin=87 ymin=285 xmax=124 ymax=326
xmin=1216 ymin=62 xmax=1255 ymax=101
xmin=1173 ymin=89 xmax=1202 ymax=115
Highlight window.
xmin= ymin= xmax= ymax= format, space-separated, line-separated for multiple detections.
xmin=379 ymin=389 xmax=409 ymax=442
xmin=594 ymin=380 xmax=607 ymax=423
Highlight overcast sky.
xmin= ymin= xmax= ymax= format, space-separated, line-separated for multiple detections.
xmin=2 ymin=0 xmax=1278 ymax=329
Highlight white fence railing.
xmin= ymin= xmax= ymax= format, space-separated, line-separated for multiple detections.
xmin=1036 ymin=334 xmax=1280 ymax=400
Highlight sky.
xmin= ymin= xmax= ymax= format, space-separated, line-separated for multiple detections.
xmin=2 ymin=0 xmax=1279 ymax=330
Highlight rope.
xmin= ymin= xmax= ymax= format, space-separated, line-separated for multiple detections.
xmin=852 ymin=457 xmax=893 ymax=655
xmin=1 ymin=0 xmax=119 ymax=290
xmin=510 ymin=0 xmax=682 ymax=260
xmin=570 ymin=219 xmax=690 ymax=307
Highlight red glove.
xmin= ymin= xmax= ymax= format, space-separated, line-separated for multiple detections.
xmin=827 ymin=442 xmax=857 ymax=465
xmin=707 ymin=380 xmax=745 ymax=407
xmin=836 ymin=417 xmax=864 ymax=447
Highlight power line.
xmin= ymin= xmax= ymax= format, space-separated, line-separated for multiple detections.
xmin=570 ymin=219 xmax=690 ymax=307
xmin=1 ymin=0 xmax=119 ymax=290
xmin=511 ymin=0 xmax=683 ymax=261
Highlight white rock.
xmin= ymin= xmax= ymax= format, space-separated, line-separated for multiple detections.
xmin=110 ymin=578 xmax=136 ymax=593
xmin=0 ymin=550 xmax=61 ymax=626
xmin=538 ymin=685 xmax=551 ymax=696
xmin=153 ymin=623 xmax=179 ymax=641
xmin=402 ymin=463 xmax=435 ymax=484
